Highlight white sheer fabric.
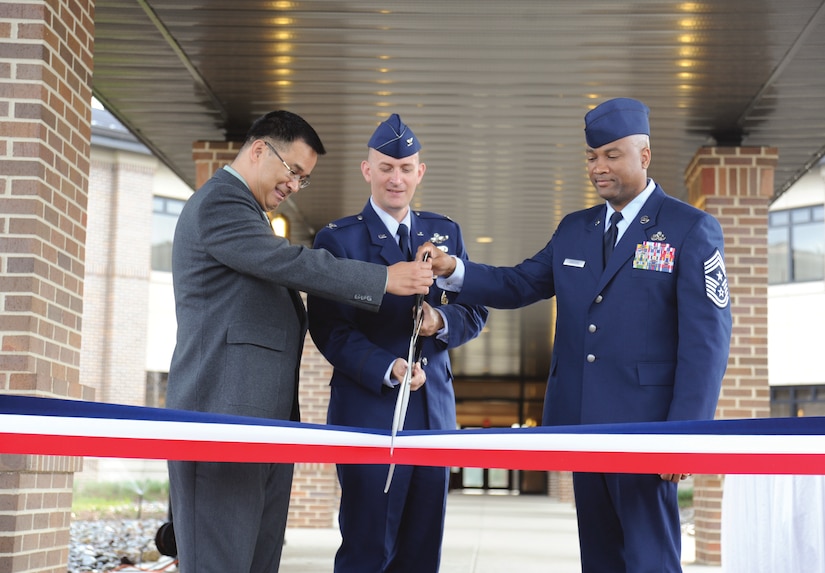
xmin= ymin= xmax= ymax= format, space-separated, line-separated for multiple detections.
xmin=722 ymin=475 xmax=825 ymax=572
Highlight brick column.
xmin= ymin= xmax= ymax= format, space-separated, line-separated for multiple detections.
xmin=547 ymin=471 xmax=574 ymax=504
xmin=684 ymin=146 xmax=777 ymax=565
xmin=289 ymin=316 xmax=340 ymax=528
xmin=1 ymin=2 xmax=95 ymax=572
xmin=192 ymin=141 xmax=241 ymax=188
xmin=192 ymin=141 xmax=339 ymax=527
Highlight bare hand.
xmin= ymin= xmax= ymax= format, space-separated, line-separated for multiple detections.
xmin=416 ymin=242 xmax=456 ymax=277
xmin=659 ymin=473 xmax=692 ymax=483
xmin=391 ymin=358 xmax=426 ymax=391
xmin=387 ymin=260 xmax=433 ymax=295
xmin=417 ymin=301 xmax=444 ymax=337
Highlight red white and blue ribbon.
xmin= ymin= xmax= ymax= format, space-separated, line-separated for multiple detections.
xmin=2 ymin=395 xmax=825 ymax=474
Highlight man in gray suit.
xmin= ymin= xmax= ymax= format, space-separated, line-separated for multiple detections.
xmin=166 ymin=110 xmax=434 ymax=573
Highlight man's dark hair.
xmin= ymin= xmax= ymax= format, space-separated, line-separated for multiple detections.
xmin=244 ymin=110 xmax=326 ymax=155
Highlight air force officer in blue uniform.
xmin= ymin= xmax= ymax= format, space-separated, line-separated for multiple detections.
xmin=308 ymin=114 xmax=488 ymax=573
xmin=422 ymin=98 xmax=732 ymax=572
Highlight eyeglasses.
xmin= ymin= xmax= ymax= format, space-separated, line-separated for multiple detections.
xmin=263 ymin=141 xmax=311 ymax=189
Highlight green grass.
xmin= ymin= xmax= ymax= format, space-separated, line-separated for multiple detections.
xmin=72 ymin=480 xmax=169 ymax=519
xmin=678 ymin=484 xmax=693 ymax=509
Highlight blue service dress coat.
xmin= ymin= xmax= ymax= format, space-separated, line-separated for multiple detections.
xmin=166 ymin=168 xmax=389 ymax=573
xmin=308 ymin=202 xmax=488 ymax=433
xmin=308 ymin=201 xmax=488 ymax=573
xmin=455 ymin=184 xmax=731 ymax=427
xmin=453 ymin=184 xmax=732 ymax=572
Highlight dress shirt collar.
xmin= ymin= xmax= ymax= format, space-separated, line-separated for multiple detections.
xmin=369 ymin=197 xmax=411 ymax=239
xmin=604 ymin=178 xmax=656 ymax=240
xmin=222 ymin=164 xmax=249 ymax=189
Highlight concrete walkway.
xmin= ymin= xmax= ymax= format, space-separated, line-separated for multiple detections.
xmin=280 ymin=492 xmax=721 ymax=572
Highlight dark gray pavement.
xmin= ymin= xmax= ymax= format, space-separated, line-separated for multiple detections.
xmin=280 ymin=492 xmax=722 ymax=572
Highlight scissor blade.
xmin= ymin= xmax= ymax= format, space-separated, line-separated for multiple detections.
xmin=386 ymin=338 xmax=415 ymax=492
xmin=383 ymin=463 xmax=397 ymax=493
xmin=388 ymin=367 xmax=410 ymax=454
xmin=385 ymin=367 xmax=410 ymax=493
xmin=396 ymin=331 xmax=418 ymax=429
xmin=386 ymin=254 xmax=429 ymax=493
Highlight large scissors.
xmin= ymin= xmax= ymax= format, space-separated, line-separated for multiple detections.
xmin=384 ymin=252 xmax=429 ymax=493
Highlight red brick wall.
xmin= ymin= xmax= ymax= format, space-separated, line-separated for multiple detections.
xmin=0 ymin=466 xmax=77 ymax=573
xmin=288 ymin=310 xmax=340 ymax=527
xmin=192 ymin=140 xmax=241 ymax=184
xmin=547 ymin=471 xmax=574 ymax=504
xmin=684 ymin=146 xmax=777 ymax=565
xmin=1 ymin=1 xmax=95 ymax=571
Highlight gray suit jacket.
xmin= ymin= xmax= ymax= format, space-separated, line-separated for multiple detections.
xmin=167 ymin=168 xmax=387 ymax=422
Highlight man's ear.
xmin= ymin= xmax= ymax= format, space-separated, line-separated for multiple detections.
xmin=249 ymin=139 xmax=267 ymax=163
xmin=360 ymin=159 xmax=372 ymax=183
xmin=641 ymin=146 xmax=651 ymax=169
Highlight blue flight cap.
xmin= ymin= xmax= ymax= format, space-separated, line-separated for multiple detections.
xmin=367 ymin=113 xmax=421 ymax=158
xmin=584 ymin=98 xmax=650 ymax=148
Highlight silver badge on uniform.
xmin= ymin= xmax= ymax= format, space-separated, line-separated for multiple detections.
xmin=430 ymin=232 xmax=449 ymax=253
xmin=704 ymin=249 xmax=730 ymax=308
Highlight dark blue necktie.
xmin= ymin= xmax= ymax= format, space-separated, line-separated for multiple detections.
xmin=603 ymin=211 xmax=623 ymax=265
xmin=397 ymin=223 xmax=412 ymax=261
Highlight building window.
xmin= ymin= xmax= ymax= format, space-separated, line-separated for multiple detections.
xmin=768 ymin=205 xmax=824 ymax=284
xmin=152 ymin=197 xmax=185 ymax=272
xmin=771 ymin=385 xmax=825 ymax=417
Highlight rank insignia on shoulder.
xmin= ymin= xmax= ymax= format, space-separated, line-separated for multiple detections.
xmin=326 ymin=223 xmax=338 ymax=229
xmin=429 ymin=232 xmax=449 ymax=244
xmin=704 ymin=249 xmax=730 ymax=309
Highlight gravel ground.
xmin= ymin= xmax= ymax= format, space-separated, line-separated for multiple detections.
xmin=69 ymin=501 xmax=172 ymax=573
xmin=69 ymin=518 xmax=166 ymax=572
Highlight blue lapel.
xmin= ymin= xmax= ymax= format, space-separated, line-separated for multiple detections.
xmin=596 ymin=186 xmax=666 ymax=290
xmin=360 ymin=201 xmax=407 ymax=265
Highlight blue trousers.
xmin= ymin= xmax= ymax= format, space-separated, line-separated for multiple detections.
xmin=334 ymin=463 xmax=449 ymax=573
xmin=573 ymin=472 xmax=682 ymax=573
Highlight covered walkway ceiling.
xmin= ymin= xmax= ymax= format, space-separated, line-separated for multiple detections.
xmin=92 ymin=0 xmax=825 ymax=379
